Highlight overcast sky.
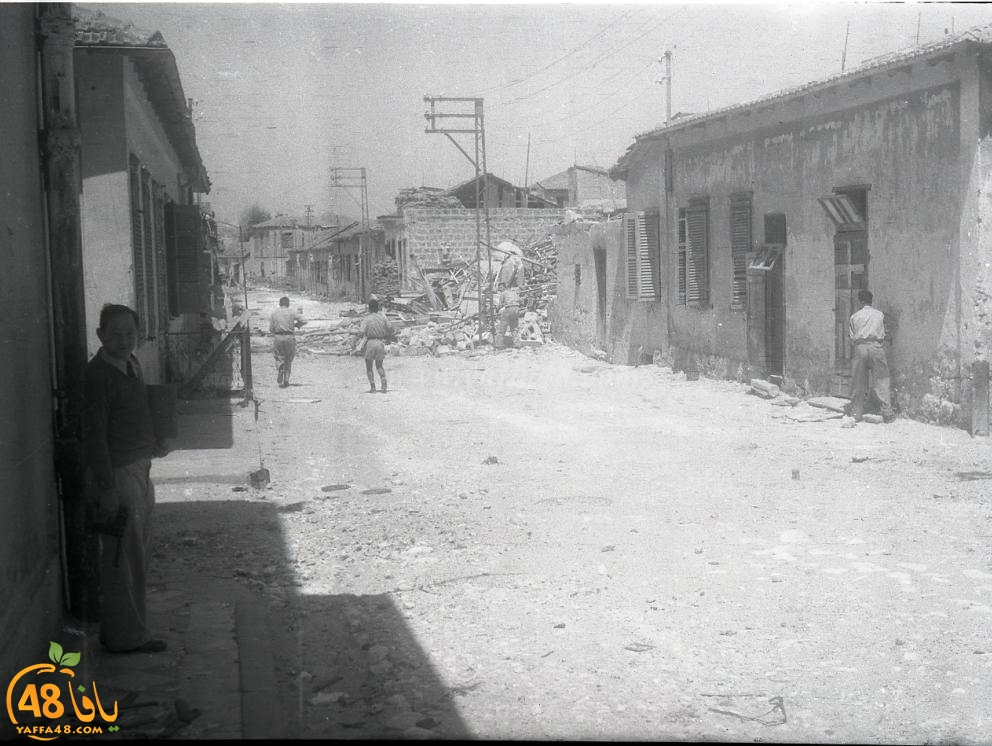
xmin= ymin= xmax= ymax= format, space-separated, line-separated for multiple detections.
xmin=85 ymin=1 xmax=992 ymax=225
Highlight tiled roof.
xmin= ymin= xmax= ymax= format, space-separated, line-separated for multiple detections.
xmin=308 ymin=221 xmax=382 ymax=252
xmin=73 ymin=6 xmax=167 ymax=48
xmin=533 ymin=165 xmax=610 ymax=191
xmin=72 ymin=6 xmax=209 ymax=192
xmin=613 ymin=21 xmax=992 ymax=176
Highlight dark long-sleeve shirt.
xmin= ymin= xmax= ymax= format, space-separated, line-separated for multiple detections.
xmin=82 ymin=350 xmax=156 ymax=490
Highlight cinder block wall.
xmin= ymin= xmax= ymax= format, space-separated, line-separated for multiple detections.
xmin=402 ymin=208 xmax=565 ymax=266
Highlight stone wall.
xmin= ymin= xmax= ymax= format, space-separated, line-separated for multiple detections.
xmin=401 ymin=207 xmax=565 ymax=266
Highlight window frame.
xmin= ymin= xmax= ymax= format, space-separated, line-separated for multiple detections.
xmin=683 ymin=197 xmax=710 ymax=307
xmin=623 ymin=209 xmax=661 ymax=301
xmin=729 ymin=193 xmax=752 ymax=311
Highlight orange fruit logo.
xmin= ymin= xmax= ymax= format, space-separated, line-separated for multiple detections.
xmin=5 ymin=642 xmax=118 ymax=740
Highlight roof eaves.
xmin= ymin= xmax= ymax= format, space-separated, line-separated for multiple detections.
xmin=630 ymin=24 xmax=992 ymax=144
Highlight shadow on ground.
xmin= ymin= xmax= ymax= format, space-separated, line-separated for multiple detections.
xmin=150 ymin=498 xmax=470 ymax=738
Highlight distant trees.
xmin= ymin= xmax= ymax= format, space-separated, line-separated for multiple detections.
xmin=240 ymin=203 xmax=271 ymax=228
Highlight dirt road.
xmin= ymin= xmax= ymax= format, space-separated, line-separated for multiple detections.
xmin=158 ymin=288 xmax=992 ymax=742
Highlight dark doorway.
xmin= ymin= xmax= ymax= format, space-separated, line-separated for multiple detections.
xmin=819 ymin=188 xmax=868 ymax=396
xmin=593 ymin=247 xmax=607 ymax=346
xmin=746 ymin=243 xmax=784 ymax=379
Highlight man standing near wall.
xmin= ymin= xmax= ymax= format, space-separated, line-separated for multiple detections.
xmin=269 ymin=296 xmax=306 ymax=387
xmin=847 ymin=289 xmax=896 ymax=423
xmin=82 ymin=304 xmax=170 ymax=653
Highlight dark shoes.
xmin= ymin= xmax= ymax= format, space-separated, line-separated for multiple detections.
xmin=883 ymin=413 xmax=896 ymax=424
xmin=368 ymin=386 xmax=377 ymax=394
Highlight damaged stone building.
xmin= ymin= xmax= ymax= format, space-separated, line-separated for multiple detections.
xmin=554 ymin=24 xmax=992 ymax=428
xmin=381 ymin=173 xmax=563 ymax=293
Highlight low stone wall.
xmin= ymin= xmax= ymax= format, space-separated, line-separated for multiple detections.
xmin=402 ymin=207 xmax=565 ymax=266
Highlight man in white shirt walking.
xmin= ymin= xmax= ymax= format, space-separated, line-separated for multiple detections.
xmin=848 ymin=289 xmax=895 ymax=423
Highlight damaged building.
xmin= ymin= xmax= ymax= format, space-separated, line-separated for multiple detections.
xmin=553 ymin=23 xmax=992 ymax=429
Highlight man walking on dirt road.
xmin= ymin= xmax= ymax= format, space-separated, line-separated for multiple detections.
xmin=360 ymin=297 xmax=395 ymax=393
xmin=270 ymin=296 xmax=306 ymax=387
xmin=848 ymin=289 xmax=895 ymax=423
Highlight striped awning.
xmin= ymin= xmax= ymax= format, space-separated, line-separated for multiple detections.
xmin=818 ymin=194 xmax=865 ymax=228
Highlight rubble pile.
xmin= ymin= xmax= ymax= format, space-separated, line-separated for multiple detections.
xmin=517 ymin=237 xmax=557 ymax=327
xmin=294 ymin=230 xmax=563 ymax=358
xmin=394 ymin=187 xmax=463 ymax=212
xmin=371 ymin=258 xmax=401 ymax=298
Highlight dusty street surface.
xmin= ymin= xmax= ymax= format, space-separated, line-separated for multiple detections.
xmin=156 ymin=288 xmax=992 ymax=742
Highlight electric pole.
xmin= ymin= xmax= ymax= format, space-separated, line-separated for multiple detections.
xmin=424 ymin=95 xmax=493 ymax=341
xmin=656 ymin=50 xmax=672 ymax=125
xmin=329 ymin=167 xmax=370 ymax=300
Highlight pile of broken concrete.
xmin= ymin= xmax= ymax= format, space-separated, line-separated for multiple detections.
xmin=749 ymin=379 xmax=884 ymax=424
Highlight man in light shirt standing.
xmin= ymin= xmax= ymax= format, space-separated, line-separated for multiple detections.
xmin=848 ymin=289 xmax=895 ymax=423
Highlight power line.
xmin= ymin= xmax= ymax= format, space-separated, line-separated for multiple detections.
xmin=480 ymin=8 xmax=635 ymax=95
xmin=499 ymin=7 xmax=686 ymax=109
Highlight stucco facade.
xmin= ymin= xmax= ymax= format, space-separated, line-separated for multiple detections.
xmin=76 ymin=41 xmax=209 ymax=383
xmin=605 ymin=30 xmax=992 ymax=428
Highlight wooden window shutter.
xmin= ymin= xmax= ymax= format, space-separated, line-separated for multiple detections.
xmin=169 ymin=204 xmax=202 ymax=313
xmin=624 ymin=212 xmax=660 ymax=301
xmin=624 ymin=213 xmax=638 ymax=300
xmin=640 ymin=210 xmax=660 ymax=300
xmin=686 ymin=201 xmax=709 ymax=304
xmin=128 ymin=159 xmax=148 ymax=340
xmin=730 ymin=196 xmax=751 ymax=309
xmin=677 ymin=209 xmax=687 ymax=305
xmin=141 ymin=171 xmax=156 ymax=336
xmin=153 ymin=184 xmax=169 ymax=329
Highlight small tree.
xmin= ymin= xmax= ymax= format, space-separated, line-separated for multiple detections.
xmin=240 ymin=203 xmax=271 ymax=228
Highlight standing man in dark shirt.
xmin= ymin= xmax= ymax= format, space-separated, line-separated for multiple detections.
xmin=269 ymin=296 xmax=306 ymax=387
xmin=82 ymin=304 xmax=170 ymax=653
xmin=359 ymin=297 xmax=396 ymax=393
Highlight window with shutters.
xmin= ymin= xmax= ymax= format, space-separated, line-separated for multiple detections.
xmin=677 ymin=208 xmax=687 ymax=304
xmin=281 ymin=231 xmax=294 ymax=250
xmin=684 ymin=198 xmax=710 ymax=306
xmin=623 ymin=210 xmax=660 ymax=301
xmin=128 ymin=158 xmax=149 ymax=340
xmin=729 ymin=194 xmax=752 ymax=310
xmin=141 ymin=170 xmax=158 ymax=338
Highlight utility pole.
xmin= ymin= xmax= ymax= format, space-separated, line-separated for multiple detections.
xmin=424 ymin=95 xmax=493 ymax=340
xmin=841 ymin=21 xmax=850 ymax=72
xmin=329 ymin=167 xmax=370 ymax=299
xmin=523 ymin=132 xmax=531 ymax=200
xmin=656 ymin=50 xmax=672 ymax=125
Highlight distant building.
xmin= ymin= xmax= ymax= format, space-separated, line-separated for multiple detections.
xmin=446 ymin=172 xmax=557 ymax=209
xmin=289 ymin=222 xmax=386 ymax=299
xmin=530 ymin=165 xmax=627 ymax=214
xmin=244 ymin=215 xmax=327 ymax=281
xmin=382 ymin=173 xmax=564 ymax=292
